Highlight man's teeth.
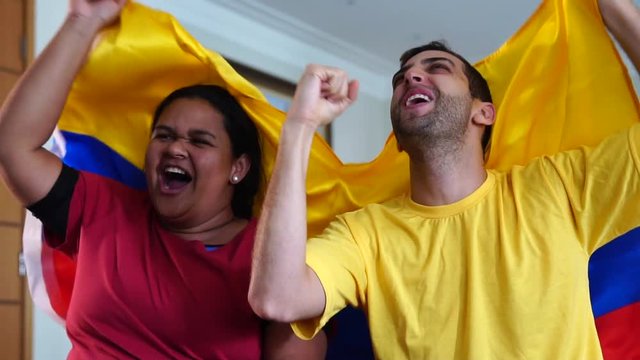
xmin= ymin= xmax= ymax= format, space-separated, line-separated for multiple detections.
xmin=165 ymin=166 xmax=186 ymax=175
xmin=406 ymin=93 xmax=433 ymax=106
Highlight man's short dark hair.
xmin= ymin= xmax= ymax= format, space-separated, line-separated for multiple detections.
xmin=399 ymin=41 xmax=494 ymax=152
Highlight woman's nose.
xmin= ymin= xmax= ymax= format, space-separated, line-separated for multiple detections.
xmin=166 ymin=137 xmax=188 ymax=158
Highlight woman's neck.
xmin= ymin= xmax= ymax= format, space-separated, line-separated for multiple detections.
xmin=161 ymin=212 xmax=249 ymax=246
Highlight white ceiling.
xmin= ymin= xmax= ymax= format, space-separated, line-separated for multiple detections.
xmin=220 ymin=0 xmax=542 ymax=68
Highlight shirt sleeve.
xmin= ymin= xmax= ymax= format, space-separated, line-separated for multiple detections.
xmin=27 ymin=164 xmax=79 ymax=240
xmin=532 ymin=124 xmax=640 ymax=254
xmin=291 ymin=215 xmax=368 ymax=340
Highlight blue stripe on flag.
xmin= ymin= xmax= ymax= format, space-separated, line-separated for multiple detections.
xmin=589 ymin=227 xmax=640 ymax=317
xmin=61 ymin=131 xmax=147 ymax=190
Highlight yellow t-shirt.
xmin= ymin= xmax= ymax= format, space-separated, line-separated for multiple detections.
xmin=293 ymin=125 xmax=640 ymax=359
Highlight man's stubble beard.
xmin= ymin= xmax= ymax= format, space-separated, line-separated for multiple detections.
xmin=391 ymin=92 xmax=473 ymax=160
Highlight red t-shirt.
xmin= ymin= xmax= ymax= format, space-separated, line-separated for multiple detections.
xmin=46 ymin=171 xmax=262 ymax=359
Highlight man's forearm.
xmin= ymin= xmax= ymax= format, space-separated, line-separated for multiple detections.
xmin=249 ymin=121 xmax=326 ymax=322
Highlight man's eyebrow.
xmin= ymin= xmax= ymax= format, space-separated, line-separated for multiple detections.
xmin=393 ymin=56 xmax=457 ymax=83
xmin=421 ymin=57 xmax=456 ymax=67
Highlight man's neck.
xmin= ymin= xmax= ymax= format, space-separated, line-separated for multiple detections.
xmin=408 ymin=145 xmax=487 ymax=206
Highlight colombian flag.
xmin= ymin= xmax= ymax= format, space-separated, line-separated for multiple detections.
xmin=22 ymin=0 xmax=639 ymax=358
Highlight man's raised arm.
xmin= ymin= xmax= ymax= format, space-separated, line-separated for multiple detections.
xmin=249 ymin=65 xmax=358 ymax=322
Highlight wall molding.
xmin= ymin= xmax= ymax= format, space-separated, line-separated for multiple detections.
xmin=138 ymin=0 xmax=393 ymax=100
xmin=214 ymin=0 xmax=395 ymax=75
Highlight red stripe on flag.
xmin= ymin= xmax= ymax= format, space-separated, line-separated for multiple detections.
xmin=41 ymin=243 xmax=76 ymax=319
xmin=595 ymin=301 xmax=640 ymax=359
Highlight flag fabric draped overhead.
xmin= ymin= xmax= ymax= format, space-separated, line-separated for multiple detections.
xmin=22 ymin=0 xmax=639 ymax=357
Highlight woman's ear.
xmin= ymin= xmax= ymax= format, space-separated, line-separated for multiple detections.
xmin=471 ymin=101 xmax=496 ymax=126
xmin=229 ymin=154 xmax=251 ymax=184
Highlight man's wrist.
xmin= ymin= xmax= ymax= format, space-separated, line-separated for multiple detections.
xmin=283 ymin=119 xmax=319 ymax=138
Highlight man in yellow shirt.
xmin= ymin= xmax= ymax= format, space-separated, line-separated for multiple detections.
xmin=249 ymin=0 xmax=640 ymax=358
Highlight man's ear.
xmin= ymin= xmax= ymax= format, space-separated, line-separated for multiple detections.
xmin=229 ymin=154 xmax=251 ymax=184
xmin=471 ymin=101 xmax=496 ymax=126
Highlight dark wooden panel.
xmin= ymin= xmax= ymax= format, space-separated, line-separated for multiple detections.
xmin=0 ymin=175 xmax=22 ymax=224
xmin=0 ymin=304 xmax=22 ymax=359
xmin=0 ymin=226 xmax=22 ymax=301
xmin=0 ymin=70 xmax=20 ymax=107
xmin=0 ymin=0 xmax=25 ymax=72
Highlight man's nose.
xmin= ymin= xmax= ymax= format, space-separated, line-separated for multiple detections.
xmin=405 ymin=69 xmax=424 ymax=84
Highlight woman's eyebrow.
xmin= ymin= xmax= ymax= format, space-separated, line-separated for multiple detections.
xmin=188 ymin=129 xmax=216 ymax=139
